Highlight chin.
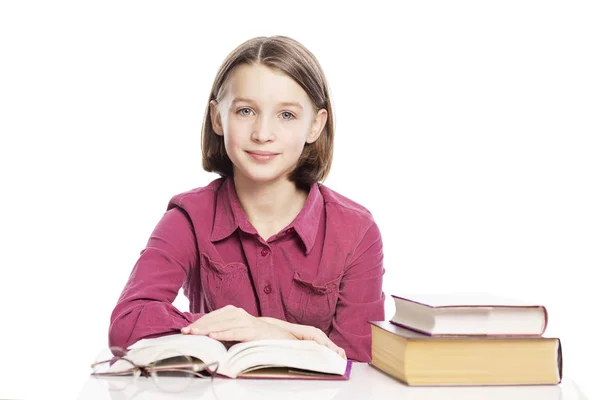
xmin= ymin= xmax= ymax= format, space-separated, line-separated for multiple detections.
xmin=244 ymin=172 xmax=285 ymax=184
xmin=235 ymin=165 xmax=290 ymax=185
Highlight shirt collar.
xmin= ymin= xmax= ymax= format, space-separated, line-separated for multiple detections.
xmin=210 ymin=177 xmax=323 ymax=254
xmin=210 ymin=177 xmax=247 ymax=242
xmin=290 ymin=182 xmax=322 ymax=254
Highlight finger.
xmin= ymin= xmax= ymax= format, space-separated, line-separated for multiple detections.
xmin=303 ymin=337 xmax=345 ymax=359
xmin=325 ymin=342 xmax=341 ymax=354
xmin=302 ymin=334 xmax=336 ymax=353
xmin=320 ymin=340 xmax=345 ymax=359
xmin=302 ymin=333 xmax=329 ymax=346
xmin=309 ymin=334 xmax=343 ymax=357
xmin=311 ymin=333 xmax=332 ymax=348
xmin=189 ymin=317 xmax=248 ymax=335
xmin=191 ymin=305 xmax=239 ymax=326
xmin=208 ymin=328 xmax=253 ymax=342
xmin=182 ymin=317 xmax=238 ymax=335
xmin=183 ymin=307 xmax=243 ymax=333
xmin=333 ymin=344 xmax=346 ymax=359
xmin=297 ymin=328 xmax=325 ymax=343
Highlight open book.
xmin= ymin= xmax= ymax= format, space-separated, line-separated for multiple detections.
xmin=107 ymin=334 xmax=351 ymax=380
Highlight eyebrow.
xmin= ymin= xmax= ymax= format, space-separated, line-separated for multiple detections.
xmin=231 ymin=97 xmax=304 ymax=110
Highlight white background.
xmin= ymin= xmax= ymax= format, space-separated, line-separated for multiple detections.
xmin=1 ymin=1 xmax=598 ymax=399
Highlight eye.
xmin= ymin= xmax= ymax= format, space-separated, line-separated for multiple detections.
xmin=238 ymin=108 xmax=254 ymax=116
xmin=281 ymin=111 xmax=295 ymax=120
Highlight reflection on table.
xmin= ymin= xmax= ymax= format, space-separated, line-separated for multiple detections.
xmin=77 ymin=362 xmax=588 ymax=400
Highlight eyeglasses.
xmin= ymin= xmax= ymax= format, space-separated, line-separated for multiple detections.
xmin=91 ymin=346 xmax=219 ymax=393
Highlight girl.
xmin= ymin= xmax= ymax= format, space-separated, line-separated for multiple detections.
xmin=108 ymin=36 xmax=385 ymax=362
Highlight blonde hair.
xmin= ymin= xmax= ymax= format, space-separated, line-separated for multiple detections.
xmin=201 ymin=36 xmax=334 ymax=190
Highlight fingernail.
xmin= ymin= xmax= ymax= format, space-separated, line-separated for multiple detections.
xmin=181 ymin=327 xmax=189 ymax=333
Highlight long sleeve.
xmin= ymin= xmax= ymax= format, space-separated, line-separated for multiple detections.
xmin=108 ymin=208 xmax=203 ymax=349
xmin=328 ymin=222 xmax=386 ymax=362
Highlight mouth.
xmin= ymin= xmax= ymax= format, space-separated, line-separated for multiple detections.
xmin=245 ymin=150 xmax=280 ymax=162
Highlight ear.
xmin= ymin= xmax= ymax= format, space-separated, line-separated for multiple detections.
xmin=209 ymin=100 xmax=224 ymax=136
xmin=306 ymin=108 xmax=327 ymax=144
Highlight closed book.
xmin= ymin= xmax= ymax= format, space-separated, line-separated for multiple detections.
xmin=391 ymin=293 xmax=548 ymax=336
xmin=370 ymin=321 xmax=562 ymax=386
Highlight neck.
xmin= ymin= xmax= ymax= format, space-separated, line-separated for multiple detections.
xmin=232 ymin=173 xmax=308 ymax=239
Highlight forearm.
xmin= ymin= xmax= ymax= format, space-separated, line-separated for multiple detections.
xmin=328 ymin=222 xmax=386 ymax=362
xmin=109 ymin=250 xmax=196 ymax=349
xmin=109 ymin=300 xmax=204 ymax=349
xmin=109 ymin=208 xmax=201 ymax=349
xmin=328 ymin=294 xmax=384 ymax=361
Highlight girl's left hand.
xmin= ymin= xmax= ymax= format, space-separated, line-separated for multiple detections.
xmin=260 ymin=317 xmax=346 ymax=359
xmin=181 ymin=305 xmax=296 ymax=342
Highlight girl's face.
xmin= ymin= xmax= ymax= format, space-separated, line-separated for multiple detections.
xmin=210 ymin=63 xmax=327 ymax=187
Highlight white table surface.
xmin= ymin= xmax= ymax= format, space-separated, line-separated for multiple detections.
xmin=76 ymin=362 xmax=588 ymax=400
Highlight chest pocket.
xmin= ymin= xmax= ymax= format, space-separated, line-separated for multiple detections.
xmin=199 ymin=253 xmax=255 ymax=313
xmin=284 ymin=271 xmax=342 ymax=333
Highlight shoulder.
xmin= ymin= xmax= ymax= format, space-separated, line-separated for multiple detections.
xmin=318 ymin=184 xmax=381 ymax=245
xmin=319 ymin=184 xmax=376 ymax=226
xmin=167 ymin=177 xmax=225 ymax=211
xmin=319 ymin=184 xmax=383 ymax=265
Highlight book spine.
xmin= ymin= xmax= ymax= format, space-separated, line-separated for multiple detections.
xmin=388 ymin=320 xmax=434 ymax=336
xmin=557 ymin=338 xmax=563 ymax=383
xmin=541 ymin=305 xmax=549 ymax=335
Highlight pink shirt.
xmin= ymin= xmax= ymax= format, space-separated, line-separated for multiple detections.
xmin=109 ymin=177 xmax=385 ymax=362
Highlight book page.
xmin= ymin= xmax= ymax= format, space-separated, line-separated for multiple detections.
xmin=119 ymin=334 xmax=228 ymax=368
xmin=218 ymin=339 xmax=347 ymax=378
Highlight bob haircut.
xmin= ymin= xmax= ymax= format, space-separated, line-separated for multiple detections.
xmin=201 ymin=36 xmax=335 ymax=190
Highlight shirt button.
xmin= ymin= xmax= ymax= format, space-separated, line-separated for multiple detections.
xmin=260 ymin=248 xmax=269 ymax=257
xmin=286 ymin=228 xmax=293 ymax=234
xmin=263 ymin=284 xmax=272 ymax=294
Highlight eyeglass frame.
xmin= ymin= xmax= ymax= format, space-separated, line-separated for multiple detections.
xmin=90 ymin=346 xmax=220 ymax=382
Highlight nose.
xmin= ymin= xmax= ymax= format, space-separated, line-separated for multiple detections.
xmin=251 ymin=115 xmax=275 ymax=143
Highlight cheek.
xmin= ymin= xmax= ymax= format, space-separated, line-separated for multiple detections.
xmin=285 ymin=126 xmax=311 ymax=152
xmin=223 ymin=120 xmax=247 ymax=150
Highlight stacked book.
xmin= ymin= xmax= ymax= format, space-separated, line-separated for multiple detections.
xmin=369 ymin=293 xmax=562 ymax=386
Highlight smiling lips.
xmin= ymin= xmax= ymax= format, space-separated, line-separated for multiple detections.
xmin=246 ymin=150 xmax=280 ymax=162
